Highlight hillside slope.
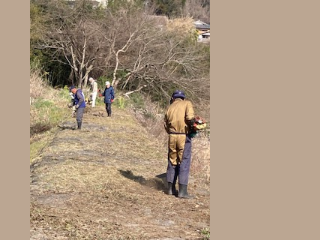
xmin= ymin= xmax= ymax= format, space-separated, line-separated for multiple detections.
xmin=30 ymin=105 xmax=210 ymax=240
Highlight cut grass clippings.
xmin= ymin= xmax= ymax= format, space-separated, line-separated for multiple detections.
xmin=31 ymin=94 xmax=210 ymax=239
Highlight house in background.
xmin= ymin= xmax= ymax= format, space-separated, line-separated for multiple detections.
xmin=66 ymin=0 xmax=108 ymax=8
xmin=194 ymin=20 xmax=210 ymax=42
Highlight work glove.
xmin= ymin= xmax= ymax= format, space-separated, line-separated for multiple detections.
xmin=75 ymin=104 xmax=79 ymax=109
xmin=111 ymin=99 xmax=114 ymax=103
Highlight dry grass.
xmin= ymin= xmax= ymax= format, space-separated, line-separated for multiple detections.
xmin=30 ymin=72 xmax=70 ymax=133
xmin=30 ymin=82 xmax=210 ymax=238
xmin=30 ymin=70 xmax=72 ymax=162
xmin=31 ymin=105 xmax=210 ymax=239
xmin=190 ymin=136 xmax=210 ymax=183
xmin=30 ymin=68 xmax=47 ymax=100
xmin=128 ymin=94 xmax=211 ymax=184
xmin=167 ymin=17 xmax=197 ymax=36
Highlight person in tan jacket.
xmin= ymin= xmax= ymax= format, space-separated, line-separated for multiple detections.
xmin=164 ymin=90 xmax=195 ymax=198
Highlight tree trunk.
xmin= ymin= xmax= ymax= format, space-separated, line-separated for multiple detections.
xmin=68 ymin=69 xmax=75 ymax=86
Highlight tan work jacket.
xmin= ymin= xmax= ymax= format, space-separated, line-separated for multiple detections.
xmin=164 ymin=98 xmax=195 ymax=134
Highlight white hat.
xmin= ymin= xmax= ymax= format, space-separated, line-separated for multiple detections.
xmin=105 ymin=81 xmax=110 ymax=85
xmin=89 ymin=77 xmax=94 ymax=81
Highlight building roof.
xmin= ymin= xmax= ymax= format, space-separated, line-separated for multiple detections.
xmin=194 ymin=20 xmax=210 ymax=30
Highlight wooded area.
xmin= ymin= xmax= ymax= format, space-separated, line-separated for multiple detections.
xmin=30 ymin=0 xmax=210 ymax=105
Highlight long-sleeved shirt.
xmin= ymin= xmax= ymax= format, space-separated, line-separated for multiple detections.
xmin=75 ymin=89 xmax=86 ymax=108
xmin=91 ymin=81 xmax=98 ymax=93
xmin=164 ymin=98 xmax=194 ymax=134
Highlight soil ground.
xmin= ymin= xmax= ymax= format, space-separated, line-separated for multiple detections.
xmin=30 ymin=105 xmax=210 ymax=240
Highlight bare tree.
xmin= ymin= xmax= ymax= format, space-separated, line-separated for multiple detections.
xmin=101 ymin=13 xmax=210 ymax=102
xmin=182 ymin=0 xmax=210 ymax=24
xmin=33 ymin=0 xmax=209 ymax=104
xmin=37 ymin=0 xmax=107 ymax=88
xmin=95 ymin=4 xmax=159 ymax=88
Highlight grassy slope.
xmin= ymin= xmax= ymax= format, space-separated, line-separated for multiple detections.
xmin=30 ymin=104 xmax=210 ymax=240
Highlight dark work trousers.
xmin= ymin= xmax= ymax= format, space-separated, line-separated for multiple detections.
xmin=105 ymin=103 xmax=112 ymax=116
xmin=166 ymin=135 xmax=192 ymax=185
xmin=76 ymin=107 xmax=85 ymax=125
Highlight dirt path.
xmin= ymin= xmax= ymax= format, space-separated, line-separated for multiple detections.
xmin=30 ymin=106 xmax=210 ymax=240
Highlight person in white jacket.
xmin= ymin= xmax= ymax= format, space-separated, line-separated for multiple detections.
xmin=89 ymin=77 xmax=98 ymax=107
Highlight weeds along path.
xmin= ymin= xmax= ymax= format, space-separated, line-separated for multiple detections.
xmin=30 ymin=106 xmax=210 ymax=240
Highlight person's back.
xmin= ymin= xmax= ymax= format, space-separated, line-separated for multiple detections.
xmin=164 ymin=90 xmax=195 ymax=199
xmin=165 ymin=98 xmax=194 ymax=134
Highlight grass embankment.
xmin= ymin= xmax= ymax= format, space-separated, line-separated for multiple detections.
xmin=30 ymin=71 xmax=210 ymax=239
xmin=30 ymin=74 xmax=211 ymax=184
xmin=30 ymin=71 xmax=70 ymax=162
xmin=30 ymin=104 xmax=210 ymax=239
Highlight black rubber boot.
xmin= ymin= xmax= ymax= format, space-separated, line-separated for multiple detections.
xmin=178 ymin=184 xmax=193 ymax=199
xmin=167 ymin=182 xmax=178 ymax=196
xmin=77 ymin=121 xmax=82 ymax=130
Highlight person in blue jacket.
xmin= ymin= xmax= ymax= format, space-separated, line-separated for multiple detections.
xmin=102 ymin=81 xmax=115 ymax=117
xmin=70 ymin=86 xmax=86 ymax=129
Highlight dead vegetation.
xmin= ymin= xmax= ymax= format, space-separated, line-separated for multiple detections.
xmin=33 ymin=0 xmax=209 ymax=106
xmin=30 ymin=69 xmax=72 ymax=162
xmin=30 ymin=104 xmax=210 ymax=239
xmin=30 ymin=68 xmax=46 ymax=100
xmin=128 ymin=93 xmax=211 ymax=186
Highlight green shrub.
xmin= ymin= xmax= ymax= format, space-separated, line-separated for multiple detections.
xmin=31 ymin=98 xmax=66 ymax=126
xmin=112 ymin=92 xmax=145 ymax=110
xmin=30 ymin=88 xmax=71 ymax=135
xmin=114 ymin=96 xmax=127 ymax=109
xmin=33 ymin=98 xmax=54 ymax=109
xmin=130 ymin=92 xmax=145 ymax=109
xmin=200 ymin=228 xmax=210 ymax=240
xmin=97 ymin=76 xmax=111 ymax=90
